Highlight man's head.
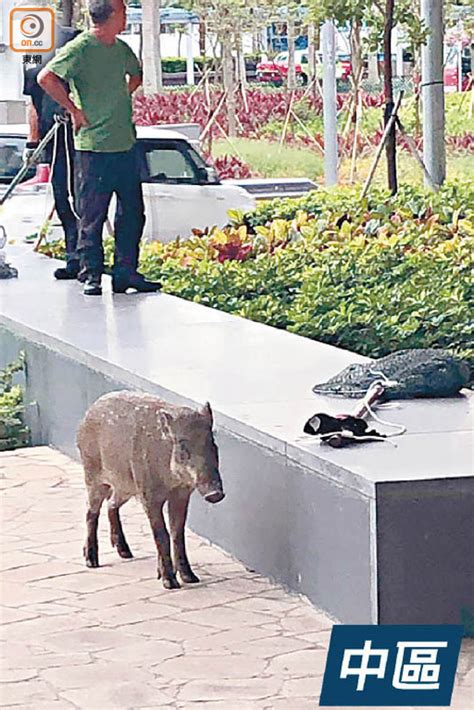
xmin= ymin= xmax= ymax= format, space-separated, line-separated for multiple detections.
xmin=88 ymin=0 xmax=126 ymax=35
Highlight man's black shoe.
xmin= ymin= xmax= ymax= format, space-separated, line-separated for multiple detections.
xmin=112 ymin=273 xmax=161 ymax=294
xmin=83 ymin=278 xmax=102 ymax=296
xmin=54 ymin=263 xmax=80 ymax=280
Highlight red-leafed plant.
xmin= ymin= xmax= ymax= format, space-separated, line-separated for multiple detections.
xmin=210 ymin=155 xmax=253 ymax=179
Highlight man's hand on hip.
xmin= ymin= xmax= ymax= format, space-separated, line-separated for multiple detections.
xmin=70 ymin=107 xmax=89 ymax=134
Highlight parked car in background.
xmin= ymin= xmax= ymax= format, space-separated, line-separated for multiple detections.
xmin=0 ymin=125 xmax=256 ymax=244
xmin=256 ymin=50 xmax=351 ymax=86
xmin=444 ymin=44 xmax=472 ymax=92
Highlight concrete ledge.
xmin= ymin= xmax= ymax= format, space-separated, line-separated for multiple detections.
xmin=1 ymin=246 xmax=473 ymax=627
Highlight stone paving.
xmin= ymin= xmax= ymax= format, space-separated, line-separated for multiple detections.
xmin=1 ymin=447 xmax=473 ymax=710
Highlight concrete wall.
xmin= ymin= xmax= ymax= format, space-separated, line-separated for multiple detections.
xmin=0 ymin=326 xmax=376 ymax=623
xmin=376 ymin=479 xmax=474 ymax=625
xmin=2 ymin=323 xmax=472 ymax=631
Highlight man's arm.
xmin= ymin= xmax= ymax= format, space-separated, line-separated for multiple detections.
xmin=22 ymin=100 xmax=41 ymax=164
xmin=123 ymin=42 xmax=142 ymax=96
xmin=27 ymin=100 xmax=40 ymax=143
xmin=37 ymin=69 xmax=88 ymax=133
xmin=128 ymin=72 xmax=143 ymax=95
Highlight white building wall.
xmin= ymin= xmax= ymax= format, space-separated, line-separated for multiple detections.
xmin=120 ymin=27 xmax=255 ymax=62
xmin=0 ymin=0 xmax=24 ymax=101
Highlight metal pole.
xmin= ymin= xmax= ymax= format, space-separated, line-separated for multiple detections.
xmin=186 ymin=22 xmax=195 ymax=86
xmin=0 ymin=119 xmax=63 ymax=206
xmin=421 ymin=0 xmax=446 ymax=188
xmin=457 ymin=40 xmax=463 ymax=93
xmin=395 ymin=26 xmax=405 ymax=78
xmin=361 ymin=92 xmax=404 ymax=199
xmin=322 ymin=20 xmax=338 ymax=186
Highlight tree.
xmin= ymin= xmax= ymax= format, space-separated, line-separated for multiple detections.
xmin=190 ymin=0 xmax=277 ymax=135
xmin=142 ymin=0 xmax=163 ymax=94
xmin=383 ymin=0 xmax=397 ymax=193
xmin=306 ymin=0 xmax=428 ymax=192
xmin=61 ymin=0 xmax=74 ymax=26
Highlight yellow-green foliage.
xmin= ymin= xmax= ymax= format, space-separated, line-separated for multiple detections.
xmin=39 ymin=182 xmax=474 ymax=381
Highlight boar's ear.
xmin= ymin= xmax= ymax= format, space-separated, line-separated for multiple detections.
xmin=201 ymin=401 xmax=213 ymax=425
xmin=159 ymin=410 xmax=174 ymax=436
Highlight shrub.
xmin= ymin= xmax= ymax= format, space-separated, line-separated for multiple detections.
xmin=210 ymin=154 xmax=253 ymax=179
xmin=39 ymin=182 xmax=474 ymax=382
xmin=162 ymin=56 xmax=213 ymax=74
xmin=0 ymin=353 xmax=30 ymax=451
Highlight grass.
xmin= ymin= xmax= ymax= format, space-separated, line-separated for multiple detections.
xmin=213 ymin=138 xmax=324 ymax=181
xmin=260 ymin=91 xmax=474 ymax=142
xmin=213 ymin=137 xmax=473 ymax=187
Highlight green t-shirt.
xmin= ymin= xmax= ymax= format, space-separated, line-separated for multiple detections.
xmin=46 ymin=31 xmax=141 ymax=152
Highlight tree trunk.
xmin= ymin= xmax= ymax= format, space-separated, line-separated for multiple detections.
xmin=178 ymin=31 xmax=183 ymax=58
xmin=322 ymin=20 xmax=338 ymax=185
xmin=414 ymin=47 xmax=421 ymax=134
xmin=62 ymin=0 xmax=74 ymax=26
xmin=236 ymin=34 xmax=247 ymax=88
xmin=72 ymin=0 xmax=87 ymax=28
xmin=421 ymin=0 xmax=446 ymax=188
xmin=139 ymin=22 xmax=143 ymax=63
xmin=287 ymin=16 xmax=297 ymax=90
xmin=222 ymin=41 xmax=236 ymax=137
xmin=307 ymin=22 xmax=317 ymax=95
xmin=142 ymin=0 xmax=163 ymax=95
xmin=368 ymin=51 xmax=379 ymax=84
xmin=350 ymin=19 xmax=363 ymax=93
xmin=384 ymin=0 xmax=397 ymax=194
xmin=199 ymin=20 xmax=206 ymax=57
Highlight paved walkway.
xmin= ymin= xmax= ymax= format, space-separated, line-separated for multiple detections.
xmin=1 ymin=448 xmax=473 ymax=710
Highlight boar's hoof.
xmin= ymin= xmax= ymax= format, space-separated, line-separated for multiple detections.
xmin=163 ymin=575 xmax=181 ymax=590
xmin=117 ymin=545 xmax=134 ymax=559
xmin=180 ymin=569 xmax=200 ymax=584
xmin=204 ymin=490 xmax=225 ymax=504
xmin=83 ymin=545 xmax=99 ymax=568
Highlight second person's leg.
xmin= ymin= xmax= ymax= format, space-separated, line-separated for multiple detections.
xmin=51 ymin=128 xmax=80 ymax=279
xmin=112 ymin=148 xmax=160 ymax=294
xmin=76 ymin=151 xmax=113 ymax=295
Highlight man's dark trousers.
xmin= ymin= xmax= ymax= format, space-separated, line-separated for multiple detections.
xmin=75 ymin=146 xmax=145 ymax=280
xmin=49 ymin=123 xmax=79 ymax=270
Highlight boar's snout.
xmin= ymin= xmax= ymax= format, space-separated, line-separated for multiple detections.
xmin=197 ymin=467 xmax=224 ymax=504
xmin=204 ymin=489 xmax=225 ymax=504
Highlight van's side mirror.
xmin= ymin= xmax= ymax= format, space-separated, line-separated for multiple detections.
xmin=197 ymin=166 xmax=219 ymax=184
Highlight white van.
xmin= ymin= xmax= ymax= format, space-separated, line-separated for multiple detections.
xmin=0 ymin=124 xmax=256 ymax=244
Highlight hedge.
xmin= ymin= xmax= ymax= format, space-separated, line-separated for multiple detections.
xmin=40 ymin=182 xmax=474 ymax=382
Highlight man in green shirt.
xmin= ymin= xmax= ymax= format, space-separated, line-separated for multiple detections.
xmin=38 ymin=0 xmax=160 ymax=295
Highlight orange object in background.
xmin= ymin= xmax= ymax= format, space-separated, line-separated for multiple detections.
xmin=17 ymin=163 xmax=51 ymax=187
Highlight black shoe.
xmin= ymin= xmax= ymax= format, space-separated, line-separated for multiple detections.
xmin=112 ymin=273 xmax=161 ymax=294
xmin=83 ymin=278 xmax=102 ymax=296
xmin=54 ymin=263 xmax=80 ymax=280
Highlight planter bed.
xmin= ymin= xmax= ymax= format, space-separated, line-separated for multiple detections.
xmin=1 ymin=245 xmax=472 ymax=630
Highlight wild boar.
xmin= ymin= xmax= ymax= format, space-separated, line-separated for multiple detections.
xmin=76 ymin=391 xmax=225 ymax=589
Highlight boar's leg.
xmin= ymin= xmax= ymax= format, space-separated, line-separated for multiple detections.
xmin=143 ymin=498 xmax=180 ymax=589
xmin=84 ymin=483 xmax=111 ymax=568
xmin=169 ymin=491 xmax=198 ymax=583
xmin=169 ymin=489 xmax=200 ymax=584
xmin=108 ymin=495 xmax=133 ymax=559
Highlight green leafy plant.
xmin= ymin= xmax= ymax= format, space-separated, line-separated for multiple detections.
xmin=0 ymin=353 xmax=30 ymax=451
xmin=39 ymin=182 xmax=474 ymax=384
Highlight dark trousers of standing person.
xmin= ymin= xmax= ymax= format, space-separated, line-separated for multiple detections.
xmin=75 ymin=147 xmax=145 ymax=283
xmin=46 ymin=123 xmax=80 ymax=276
